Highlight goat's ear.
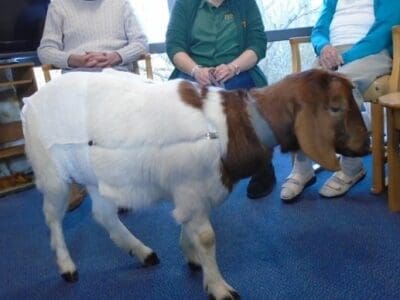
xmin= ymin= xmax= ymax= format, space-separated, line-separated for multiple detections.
xmin=294 ymin=106 xmax=340 ymax=171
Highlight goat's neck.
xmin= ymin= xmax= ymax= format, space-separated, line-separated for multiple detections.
xmin=246 ymin=95 xmax=278 ymax=149
xmin=249 ymin=87 xmax=299 ymax=153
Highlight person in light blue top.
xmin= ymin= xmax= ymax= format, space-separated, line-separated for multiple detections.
xmin=312 ymin=0 xmax=400 ymax=65
xmin=281 ymin=0 xmax=400 ymax=202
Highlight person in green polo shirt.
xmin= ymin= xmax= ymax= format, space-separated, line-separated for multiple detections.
xmin=166 ymin=0 xmax=274 ymax=199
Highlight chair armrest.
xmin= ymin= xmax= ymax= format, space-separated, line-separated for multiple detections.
xmin=41 ymin=64 xmax=54 ymax=83
xmin=363 ymin=75 xmax=390 ymax=103
xmin=143 ymin=53 xmax=153 ymax=80
xmin=133 ymin=53 xmax=153 ymax=80
xmin=289 ymin=36 xmax=311 ymax=73
xmin=42 ymin=53 xmax=154 ymax=82
xmin=379 ymin=92 xmax=400 ymax=109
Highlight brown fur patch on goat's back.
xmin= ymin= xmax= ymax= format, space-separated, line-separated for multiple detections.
xmin=178 ymin=80 xmax=206 ymax=109
xmin=219 ymin=90 xmax=270 ymax=190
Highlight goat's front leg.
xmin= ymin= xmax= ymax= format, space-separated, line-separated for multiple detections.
xmin=182 ymin=216 xmax=239 ymax=300
xmin=88 ymin=186 xmax=159 ymax=267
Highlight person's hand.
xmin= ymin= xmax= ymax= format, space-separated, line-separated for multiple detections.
xmin=67 ymin=52 xmax=122 ymax=68
xmin=193 ymin=67 xmax=213 ymax=87
xmin=319 ymin=45 xmax=344 ymax=70
xmin=84 ymin=52 xmax=107 ymax=67
xmin=106 ymin=52 xmax=122 ymax=66
xmin=67 ymin=53 xmax=98 ymax=68
xmin=86 ymin=52 xmax=122 ymax=68
xmin=213 ymin=63 xmax=236 ymax=83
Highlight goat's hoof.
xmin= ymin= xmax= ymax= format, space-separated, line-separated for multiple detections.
xmin=61 ymin=270 xmax=79 ymax=282
xmin=207 ymin=289 xmax=240 ymax=300
xmin=188 ymin=261 xmax=202 ymax=272
xmin=144 ymin=252 xmax=160 ymax=266
xmin=117 ymin=207 xmax=130 ymax=214
xmin=228 ymin=290 xmax=241 ymax=300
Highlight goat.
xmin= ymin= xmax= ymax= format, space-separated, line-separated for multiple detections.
xmin=22 ymin=69 xmax=369 ymax=300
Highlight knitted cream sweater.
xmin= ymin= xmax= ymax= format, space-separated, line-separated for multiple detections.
xmin=37 ymin=0 xmax=148 ymax=70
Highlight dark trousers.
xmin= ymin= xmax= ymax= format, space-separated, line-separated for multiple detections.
xmin=175 ymin=70 xmax=255 ymax=90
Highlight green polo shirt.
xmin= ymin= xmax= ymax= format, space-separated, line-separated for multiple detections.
xmin=190 ymin=0 xmax=240 ymax=66
xmin=166 ymin=0 xmax=268 ymax=87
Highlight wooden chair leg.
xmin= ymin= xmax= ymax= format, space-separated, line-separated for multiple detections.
xmin=386 ymin=108 xmax=400 ymax=212
xmin=370 ymin=102 xmax=385 ymax=194
xmin=144 ymin=54 xmax=153 ymax=80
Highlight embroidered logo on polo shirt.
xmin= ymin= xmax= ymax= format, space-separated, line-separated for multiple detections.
xmin=224 ymin=13 xmax=234 ymax=21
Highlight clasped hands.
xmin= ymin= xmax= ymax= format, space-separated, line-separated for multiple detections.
xmin=68 ymin=51 xmax=122 ymax=68
xmin=192 ymin=64 xmax=237 ymax=87
xmin=319 ymin=45 xmax=344 ymax=71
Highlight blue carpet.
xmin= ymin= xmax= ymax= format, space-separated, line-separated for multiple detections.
xmin=0 ymin=150 xmax=399 ymax=300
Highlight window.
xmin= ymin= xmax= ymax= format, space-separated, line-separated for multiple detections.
xmin=129 ymin=0 xmax=172 ymax=80
xmin=258 ymin=0 xmax=320 ymax=30
xmin=129 ymin=0 xmax=170 ymax=43
xmin=257 ymin=0 xmax=321 ymax=83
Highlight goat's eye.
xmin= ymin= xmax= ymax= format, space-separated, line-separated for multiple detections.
xmin=327 ymin=95 xmax=346 ymax=116
xmin=329 ymin=106 xmax=344 ymax=116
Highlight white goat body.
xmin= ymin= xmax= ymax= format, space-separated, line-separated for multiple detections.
xmin=22 ymin=71 xmax=237 ymax=299
xmin=23 ymin=72 xmax=230 ymax=220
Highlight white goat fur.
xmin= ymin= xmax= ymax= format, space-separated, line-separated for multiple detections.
xmin=22 ymin=71 xmax=238 ymax=299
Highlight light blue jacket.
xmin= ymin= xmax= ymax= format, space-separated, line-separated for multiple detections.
xmin=311 ymin=0 xmax=400 ymax=64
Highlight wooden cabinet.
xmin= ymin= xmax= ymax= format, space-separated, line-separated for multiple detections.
xmin=0 ymin=63 xmax=37 ymax=195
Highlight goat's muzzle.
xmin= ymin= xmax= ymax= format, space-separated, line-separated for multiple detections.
xmin=337 ymin=136 xmax=370 ymax=157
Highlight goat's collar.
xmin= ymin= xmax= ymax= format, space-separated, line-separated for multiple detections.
xmin=246 ymin=94 xmax=278 ymax=148
xmin=205 ymin=123 xmax=218 ymax=139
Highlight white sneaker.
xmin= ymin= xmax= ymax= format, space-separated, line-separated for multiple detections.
xmin=319 ymin=168 xmax=366 ymax=198
xmin=280 ymin=171 xmax=316 ymax=202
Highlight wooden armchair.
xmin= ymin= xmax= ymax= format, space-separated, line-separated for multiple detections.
xmin=378 ymin=26 xmax=400 ymax=212
xmin=289 ymin=25 xmax=400 ymax=197
xmin=42 ymin=53 xmax=153 ymax=83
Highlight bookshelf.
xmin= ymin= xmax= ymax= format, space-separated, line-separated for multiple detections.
xmin=0 ymin=62 xmax=37 ymax=195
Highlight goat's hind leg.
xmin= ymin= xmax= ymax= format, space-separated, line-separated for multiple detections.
xmin=180 ymin=228 xmax=201 ymax=271
xmin=88 ymin=187 xmax=159 ymax=267
xmin=43 ymin=180 xmax=79 ymax=282
xmin=182 ymin=215 xmax=239 ymax=300
xmin=25 ymin=116 xmax=79 ymax=281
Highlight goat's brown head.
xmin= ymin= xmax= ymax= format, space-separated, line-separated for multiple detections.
xmin=253 ymin=69 xmax=370 ymax=171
